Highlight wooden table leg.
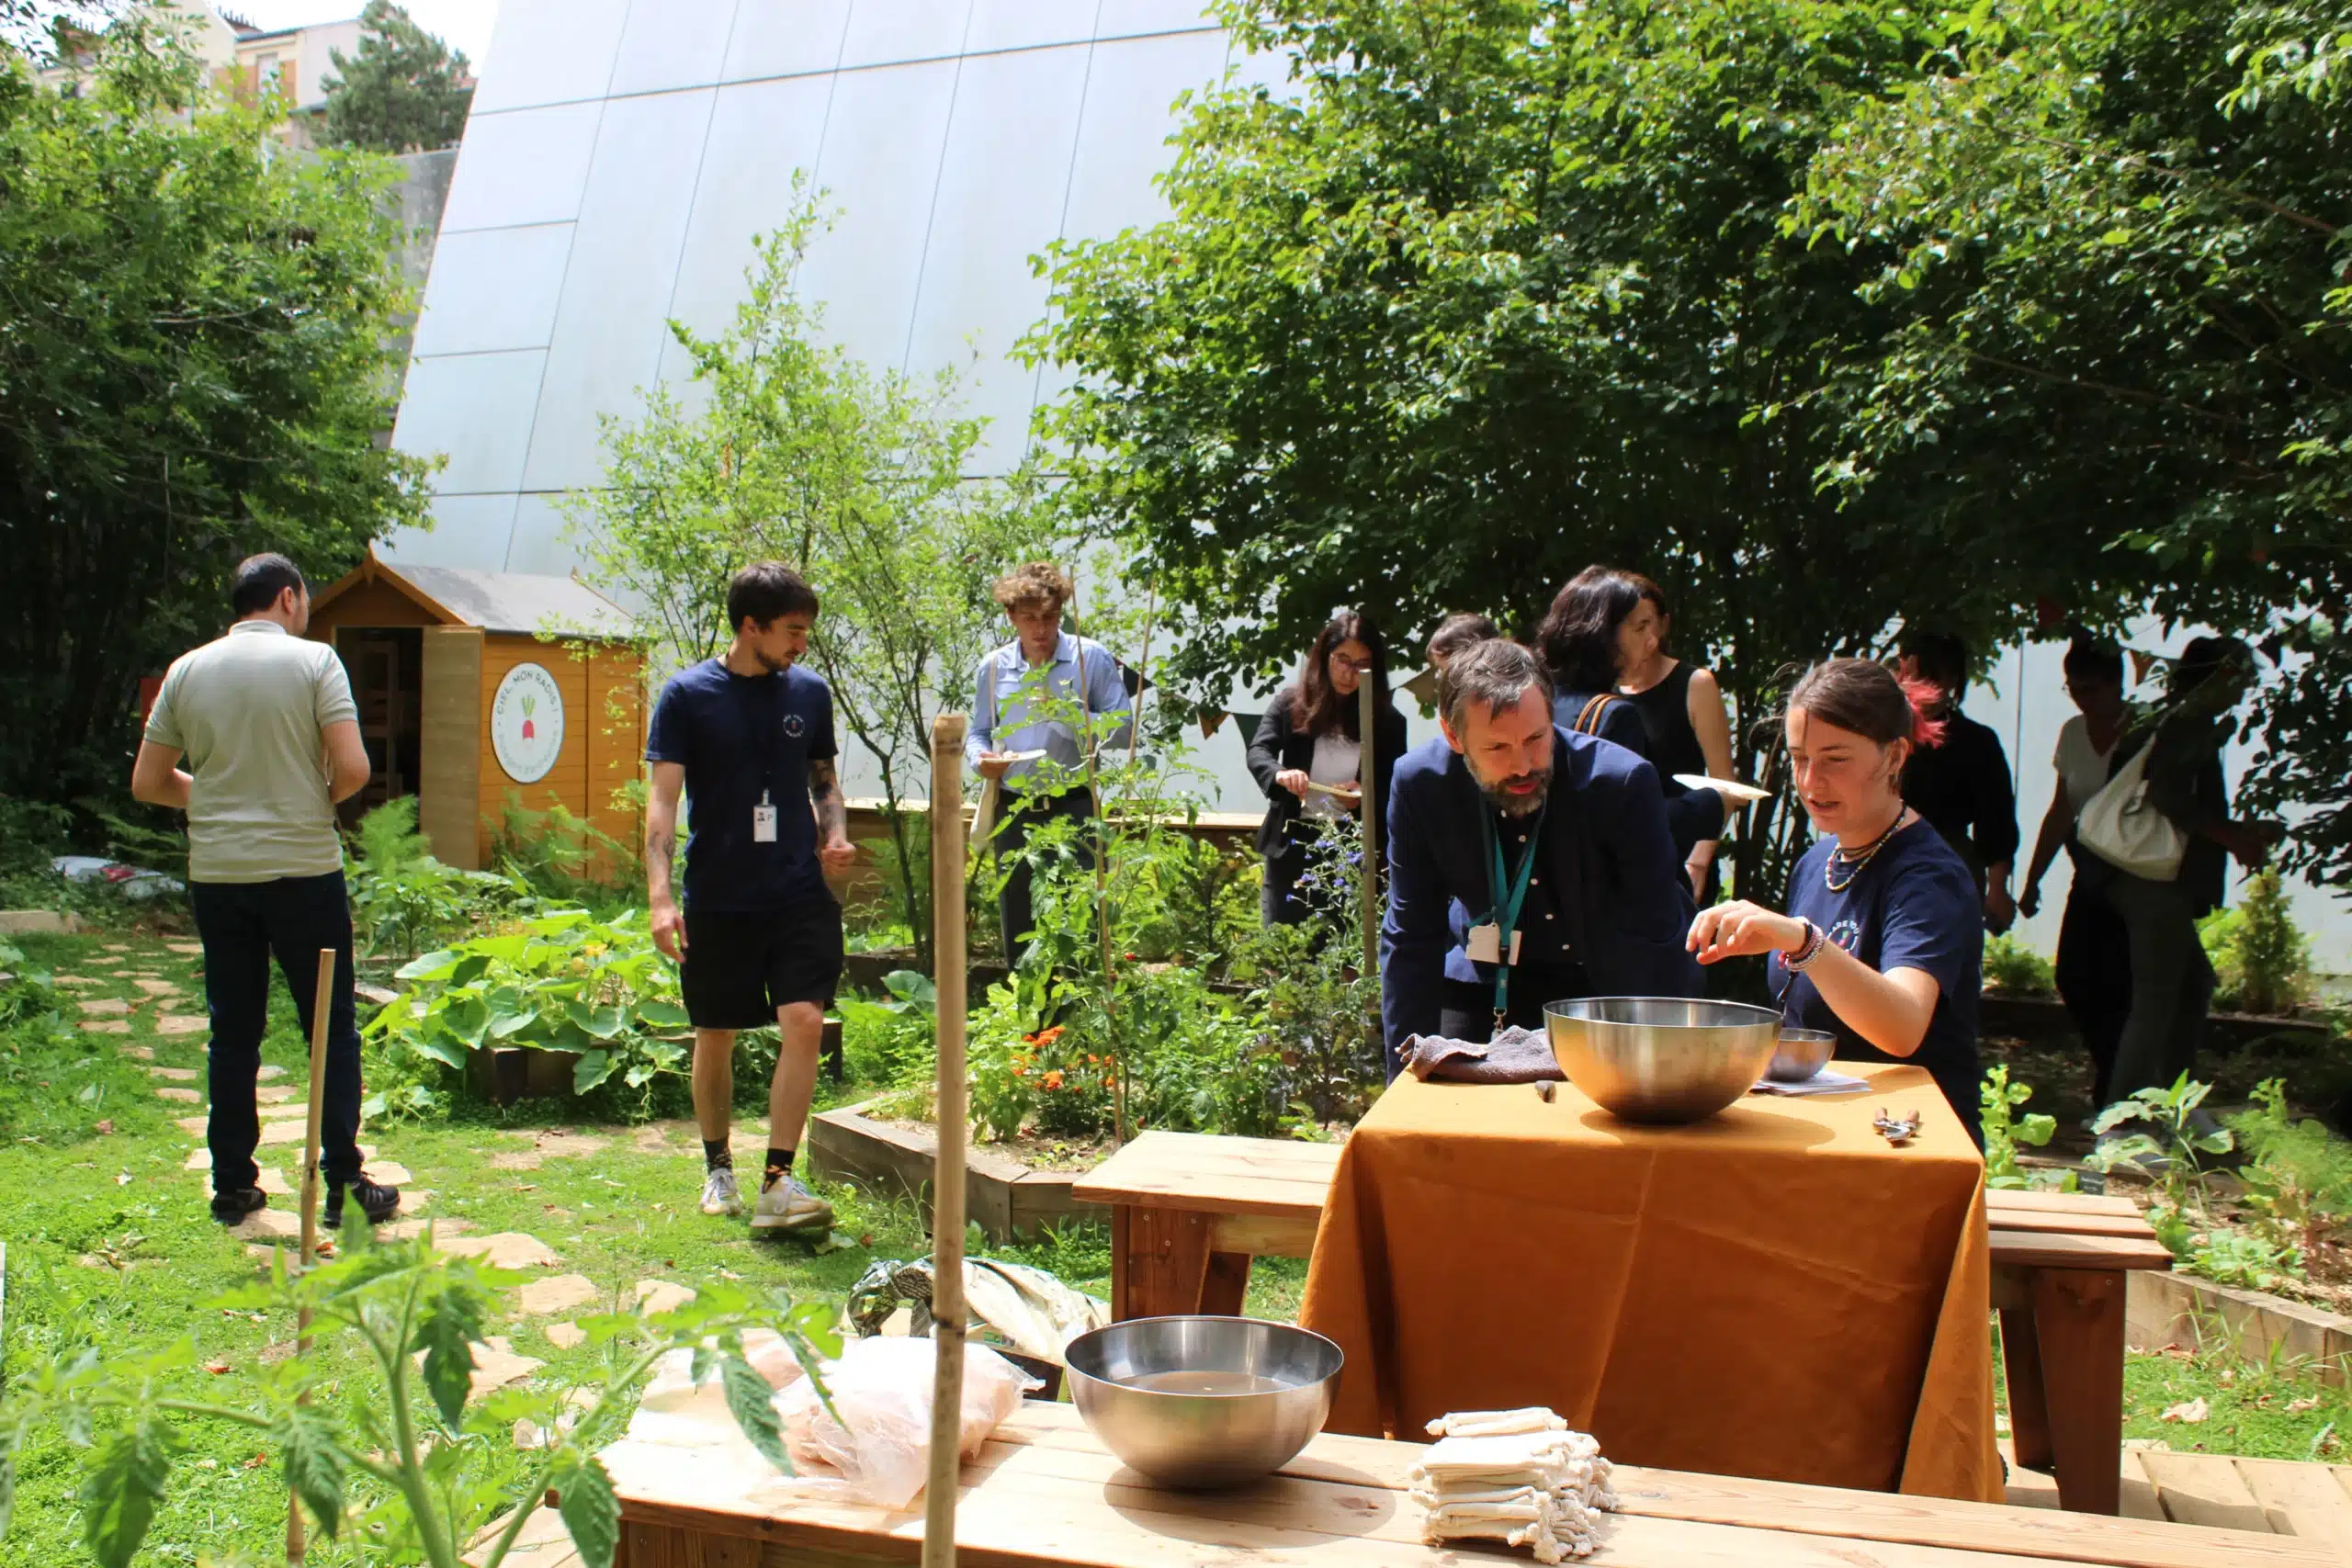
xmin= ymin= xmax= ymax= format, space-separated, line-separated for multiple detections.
xmin=1201 ymin=1250 xmax=1253 ymax=1316
xmin=1999 ymin=1301 xmax=2053 ymax=1472
xmin=1114 ymin=1205 xmax=1221 ymax=1320
xmin=2032 ymin=1268 xmax=2126 ymax=1516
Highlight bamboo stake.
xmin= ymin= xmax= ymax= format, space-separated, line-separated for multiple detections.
xmin=288 ymin=946 xmax=334 ymax=1565
xmin=923 ymin=713 xmax=970 ymax=1568
xmin=1359 ymin=679 xmax=1379 ymax=981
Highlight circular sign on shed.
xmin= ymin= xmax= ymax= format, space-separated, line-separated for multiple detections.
xmin=491 ymin=662 xmax=565 ymax=784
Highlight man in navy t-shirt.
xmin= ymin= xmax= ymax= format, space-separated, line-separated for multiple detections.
xmin=645 ymin=562 xmax=855 ymax=1232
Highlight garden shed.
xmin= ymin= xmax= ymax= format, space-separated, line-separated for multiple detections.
xmin=303 ymin=550 xmax=644 ymax=870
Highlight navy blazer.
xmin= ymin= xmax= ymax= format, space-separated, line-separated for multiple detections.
xmin=1380 ymin=728 xmax=1702 ymax=1054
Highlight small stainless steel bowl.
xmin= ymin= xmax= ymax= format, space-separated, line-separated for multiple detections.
xmin=1065 ymin=1316 xmax=1342 ymax=1490
xmin=1768 ymin=1028 xmax=1838 ymax=1082
xmin=1544 ymin=996 xmax=1782 ymax=1123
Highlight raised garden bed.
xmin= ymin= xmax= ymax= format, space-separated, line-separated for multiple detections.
xmin=804 ymin=1098 xmax=1099 ymax=1244
xmin=2129 ymin=1269 xmax=2352 ymax=1383
xmin=1982 ymin=991 xmax=2331 ymax=1052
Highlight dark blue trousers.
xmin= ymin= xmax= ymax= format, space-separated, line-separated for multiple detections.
xmin=188 ymin=870 xmax=365 ymax=1193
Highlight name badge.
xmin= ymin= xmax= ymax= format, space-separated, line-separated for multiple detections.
xmin=752 ymin=796 xmax=777 ymax=843
xmin=1465 ymin=923 xmax=1522 ymax=965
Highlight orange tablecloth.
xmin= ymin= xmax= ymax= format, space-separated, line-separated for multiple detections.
xmin=1297 ymin=1061 xmax=2000 ymax=1502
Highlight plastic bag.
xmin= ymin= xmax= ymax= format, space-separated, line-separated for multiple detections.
xmin=638 ymin=1328 xmax=808 ymax=1416
xmin=778 ymin=1336 xmax=1040 ymax=1508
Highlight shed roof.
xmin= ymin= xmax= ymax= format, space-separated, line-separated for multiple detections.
xmin=311 ymin=552 xmax=639 ymax=639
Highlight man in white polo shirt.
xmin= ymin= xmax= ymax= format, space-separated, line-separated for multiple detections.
xmin=132 ymin=553 xmax=401 ymax=1229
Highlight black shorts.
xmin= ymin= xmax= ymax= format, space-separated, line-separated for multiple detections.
xmin=680 ymin=900 xmax=843 ymax=1030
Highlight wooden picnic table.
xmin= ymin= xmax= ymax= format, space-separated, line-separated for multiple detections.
xmin=602 ymin=1397 xmax=2330 ymax=1568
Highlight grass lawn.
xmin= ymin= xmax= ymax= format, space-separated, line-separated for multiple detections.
xmin=0 ymin=926 xmax=1296 ymax=1566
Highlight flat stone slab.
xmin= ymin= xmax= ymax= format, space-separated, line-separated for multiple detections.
xmin=0 ymin=910 xmax=77 ymax=934
xmin=157 ymin=1015 xmax=209 ymax=1035
xmin=256 ymin=1065 xmax=288 ymax=1080
xmin=440 ymin=1232 xmax=561 ymax=1269
xmin=258 ymin=1120 xmax=309 ymax=1145
xmin=489 ymin=1151 xmax=543 ymax=1170
xmin=634 ymin=1280 xmax=695 ymax=1315
xmin=229 ymin=1209 xmax=302 ymax=1242
xmin=53 ymin=976 xmax=103 ymax=988
xmin=255 ymin=1085 xmax=297 ymax=1104
xmin=379 ymin=1215 xmax=471 ymax=1241
xmin=147 ymin=1066 xmax=198 ymax=1082
xmin=543 ymin=1322 xmax=587 ymax=1351
xmin=79 ymin=1021 xmax=130 ymax=1035
xmin=78 ymin=998 xmax=130 ymax=1017
xmin=186 ymin=1148 xmax=211 ymax=1170
xmin=155 ymin=1087 xmax=201 ymax=1104
xmin=167 ymin=941 xmax=203 ymax=954
xmin=132 ymin=978 xmax=178 ymax=996
xmin=122 ymin=1044 xmax=153 ymax=1059
xmin=176 ymin=1115 xmax=210 ymax=1137
xmin=255 ymin=1168 xmax=294 ymax=1196
xmin=411 ymin=1340 xmax=542 ymax=1399
xmin=258 ymin=1102 xmax=309 ymax=1122
xmin=368 ymin=1161 xmax=414 ymax=1185
xmin=514 ymin=1273 xmax=599 ymax=1316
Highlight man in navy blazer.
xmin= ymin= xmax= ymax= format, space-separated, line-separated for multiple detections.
xmin=1382 ymin=638 xmax=1701 ymax=1077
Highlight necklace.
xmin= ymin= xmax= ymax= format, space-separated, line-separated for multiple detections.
xmin=1826 ymin=807 xmax=1910 ymax=893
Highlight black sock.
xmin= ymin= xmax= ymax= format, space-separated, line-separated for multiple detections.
xmin=703 ymin=1140 xmax=731 ymax=1170
xmin=764 ymin=1148 xmax=793 ymax=1183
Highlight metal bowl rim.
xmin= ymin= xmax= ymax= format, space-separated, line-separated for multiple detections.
xmin=1543 ymin=995 xmax=1783 ymax=1026
xmin=1065 ymin=1316 xmax=1345 ymax=1398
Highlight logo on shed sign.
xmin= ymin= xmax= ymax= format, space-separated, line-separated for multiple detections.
xmin=492 ymin=662 xmax=565 ymax=784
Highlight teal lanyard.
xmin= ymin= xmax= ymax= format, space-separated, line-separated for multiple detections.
xmin=1479 ymin=797 xmax=1549 ymax=1026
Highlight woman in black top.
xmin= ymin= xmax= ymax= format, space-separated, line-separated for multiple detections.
xmin=1607 ymin=572 xmax=1738 ymax=900
xmin=1536 ymin=569 xmax=1734 ymax=875
xmin=1246 ymin=611 xmax=1408 ymax=927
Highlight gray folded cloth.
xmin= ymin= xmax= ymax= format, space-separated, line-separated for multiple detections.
xmin=1401 ymin=1025 xmax=1565 ymax=1085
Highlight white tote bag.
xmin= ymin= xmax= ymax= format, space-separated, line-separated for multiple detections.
xmin=2076 ymin=739 xmax=2188 ymax=881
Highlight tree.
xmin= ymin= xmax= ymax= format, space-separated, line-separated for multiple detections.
xmin=0 ymin=15 xmax=433 ymax=814
xmin=1030 ymin=0 xmax=2352 ymax=894
xmin=566 ymin=187 xmax=1052 ymax=959
xmin=1792 ymin=0 xmax=2352 ymax=890
xmin=322 ymin=0 xmax=471 ymax=154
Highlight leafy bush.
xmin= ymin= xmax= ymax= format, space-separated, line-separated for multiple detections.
xmin=2231 ymin=1078 xmax=2352 ymax=1247
xmin=364 ymin=908 xmax=691 ymax=1104
xmin=1982 ymin=933 xmax=2056 ymax=995
xmin=0 ymin=1218 xmax=835 ymax=1568
xmin=2092 ymin=1074 xmax=2306 ymax=1289
xmin=491 ymin=795 xmax=640 ymax=910
xmin=347 ymin=796 xmax=522 ymax=958
xmin=2199 ymin=868 xmax=2313 ymax=1016
xmin=836 ymin=969 xmax=936 ymax=1086
xmin=1980 ymin=1065 xmax=2068 ymax=1190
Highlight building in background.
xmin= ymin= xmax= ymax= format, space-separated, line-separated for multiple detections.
xmin=216 ymin=6 xmax=364 ymax=144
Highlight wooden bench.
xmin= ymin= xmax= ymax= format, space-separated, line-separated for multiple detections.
xmin=601 ymin=1396 xmax=2331 ymax=1568
xmin=1074 ymin=1130 xmax=2173 ymax=1517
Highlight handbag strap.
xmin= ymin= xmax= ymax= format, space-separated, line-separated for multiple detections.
xmin=1574 ymin=693 xmax=1618 ymax=736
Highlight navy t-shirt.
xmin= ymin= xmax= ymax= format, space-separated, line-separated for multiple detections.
xmin=644 ymin=660 xmax=838 ymax=913
xmin=1771 ymin=819 xmax=1985 ymax=1147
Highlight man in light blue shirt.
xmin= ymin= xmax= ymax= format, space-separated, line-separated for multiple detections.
xmin=967 ymin=561 xmax=1132 ymax=964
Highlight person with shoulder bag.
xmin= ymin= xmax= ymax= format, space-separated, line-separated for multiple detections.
xmin=2075 ymin=637 xmax=2283 ymax=1137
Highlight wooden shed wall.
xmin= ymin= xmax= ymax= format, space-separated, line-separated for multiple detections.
xmin=309 ymin=578 xmax=442 ymax=632
xmin=475 ymin=638 xmax=644 ymax=865
xmin=418 ymin=627 xmax=483 ymax=869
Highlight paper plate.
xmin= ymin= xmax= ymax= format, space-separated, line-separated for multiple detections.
xmin=1675 ymin=773 xmax=1771 ymax=804
xmin=989 ymin=749 xmax=1049 ymax=763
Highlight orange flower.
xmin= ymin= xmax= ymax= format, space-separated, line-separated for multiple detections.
xmin=1043 ymin=1070 xmax=1065 ymax=1089
xmin=1011 ymin=1065 xmax=1027 ymax=1077
xmin=1035 ymin=1025 xmax=1065 ymax=1045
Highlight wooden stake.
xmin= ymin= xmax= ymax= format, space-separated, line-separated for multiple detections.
xmin=288 ymin=946 xmax=334 ymax=1565
xmin=1358 ymin=679 xmax=1379 ymax=981
xmin=923 ymin=713 xmax=970 ymax=1568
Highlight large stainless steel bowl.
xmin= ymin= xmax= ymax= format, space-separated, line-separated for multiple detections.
xmin=1769 ymin=1027 xmax=1838 ymax=1082
xmin=1544 ymin=996 xmax=1783 ymax=1123
xmin=1065 ymin=1316 xmax=1342 ymax=1490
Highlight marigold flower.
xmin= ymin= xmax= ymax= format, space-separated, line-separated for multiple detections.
xmin=1035 ymin=1025 xmax=1065 ymax=1045
xmin=1043 ymin=1070 xmax=1065 ymax=1089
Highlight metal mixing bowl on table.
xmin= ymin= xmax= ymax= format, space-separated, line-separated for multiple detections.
xmin=1768 ymin=1027 xmax=1838 ymax=1082
xmin=1544 ymin=996 xmax=1782 ymax=1123
xmin=1065 ymin=1316 xmax=1343 ymax=1490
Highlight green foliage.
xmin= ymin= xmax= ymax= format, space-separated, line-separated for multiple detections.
xmin=321 ymin=0 xmax=473 ymax=152
xmin=0 ymin=15 xmax=432 ymax=811
xmin=565 ymin=186 xmax=1052 ymax=957
xmin=2090 ymin=1074 xmax=2297 ymax=1287
xmin=836 ymin=969 xmax=937 ymax=1086
xmin=364 ymin=908 xmax=692 ymax=1106
xmin=1981 ymin=933 xmax=2056 ymax=996
xmin=2199 ymin=868 xmax=2313 ymax=1016
xmin=2229 ymin=1079 xmax=2352 ymax=1279
xmin=1980 ymin=1064 xmax=2067 ymax=1191
xmin=349 ymin=795 xmax=526 ymax=958
xmin=0 ymin=1224 xmax=837 ymax=1568
xmin=492 ymin=795 xmax=642 ymax=911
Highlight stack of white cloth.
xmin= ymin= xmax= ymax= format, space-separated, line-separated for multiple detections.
xmin=1409 ymin=1407 xmax=1617 ymax=1563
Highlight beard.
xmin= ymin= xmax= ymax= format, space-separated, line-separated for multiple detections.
xmin=1472 ymin=759 xmax=1553 ymax=817
xmin=754 ymin=648 xmax=796 ymax=673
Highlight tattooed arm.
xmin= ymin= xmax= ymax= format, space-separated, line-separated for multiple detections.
xmin=647 ymin=761 xmax=686 ymax=959
xmin=810 ymin=758 xmax=855 ymax=870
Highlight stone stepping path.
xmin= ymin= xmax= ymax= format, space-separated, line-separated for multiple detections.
xmin=131 ymin=978 xmax=178 ymax=997
xmin=78 ymin=998 xmax=130 ymax=1017
xmin=166 ymin=941 xmax=203 ymax=955
xmin=440 ymin=1232 xmax=562 ymax=1269
xmin=514 ymin=1273 xmax=599 ymax=1316
xmin=80 ymin=1021 xmax=130 ymax=1036
xmin=486 ymin=1130 xmax=610 ymax=1172
xmin=123 ymin=1044 xmax=153 ymax=1060
xmin=634 ymin=1280 xmax=695 ymax=1315
xmin=155 ymin=1087 xmax=200 ymax=1104
xmin=53 ymin=976 xmax=102 ymax=989
xmin=157 ymin=1015 xmax=208 ymax=1035
xmin=411 ymin=1335 xmax=541 ymax=1399
xmin=146 ymin=1066 xmax=198 ymax=1082
xmin=543 ymin=1322 xmax=588 ymax=1351
xmin=257 ymin=1065 xmax=288 ymax=1080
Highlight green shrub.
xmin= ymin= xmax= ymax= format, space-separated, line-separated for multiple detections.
xmin=1982 ymin=932 xmax=2055 ymax=995
xmin=347 ymin=796 xmax=522 ymax=958
xmin=1980 ymin=1064 xmax=2066 ymax=1190
xmin=2200 ymin=868 xmax=2313 ymax=1015
xmin=2229 ymin=1077 xmax=2352 ymax=1223
xmin=491 ymin=795 xmax=640 ymax=908
xmin=836 ymin=969 xmax=937 ymax=1086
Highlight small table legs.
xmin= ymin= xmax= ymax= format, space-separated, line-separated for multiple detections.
xmin=1995 ymin=1264 xmax=2127 ymax=1516
xmin=1110 ymin=1205 xmax=1255 ymax=1320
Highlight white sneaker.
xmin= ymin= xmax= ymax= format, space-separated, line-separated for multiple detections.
xmin=699 ymin=1166 xmax=743 ymax=1217
xmin=750 ymin=1171 xmax=833 ymax=1233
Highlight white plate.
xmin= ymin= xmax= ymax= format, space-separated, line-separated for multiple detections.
xmin=987 ymin=749 xmax=1049 ymax=763
xmin=1675 ymin=773 xmax=1771 ymax=804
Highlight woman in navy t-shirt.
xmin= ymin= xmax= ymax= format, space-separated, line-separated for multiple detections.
xmin=1687 ymin=659 xmax=1985 ymax=1146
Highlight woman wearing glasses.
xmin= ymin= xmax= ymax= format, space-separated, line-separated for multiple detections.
xmin=1247 ymin=611 xmax=1408 ymax=926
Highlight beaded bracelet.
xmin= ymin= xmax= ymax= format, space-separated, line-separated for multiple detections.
xmin=1784 ymin=918 xmax=1827 ymax=972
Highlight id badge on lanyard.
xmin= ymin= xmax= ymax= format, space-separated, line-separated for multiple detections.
xmin=752 ymin=790 xmax=777 ymax=843
xmin=1478 ymin=799 xmax=1548 ymax=1028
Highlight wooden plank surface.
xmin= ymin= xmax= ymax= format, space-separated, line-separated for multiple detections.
xmin=1986 ymin=1190 xmax=2144 ymax=1220
xmin=605 ymin=1401 xmax=2337 ymax=1568
xmin=2140 ymin=1451 xmax=2273 ymax=1533
xmin=1984 ymin=1208 xmax=2159 ymax=1240
xmin=1207 ymin=1209 xmax=1320 ymax=1258
xmin=2238 ymin=1458 xmax=2352 ymax=1549
xmin=1989 ymin=1229 xmax=2176 ymax=1270
xmin=1072 ymin=1132 xmax=1340 ymax=1220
